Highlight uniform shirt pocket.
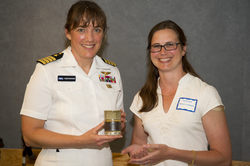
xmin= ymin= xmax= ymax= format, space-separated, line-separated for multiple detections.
xmin=56 ymin=82 xmax=82 ymax=92
xmin=55 ymin=83 xmax=85 ymax=115
xmin=98 ymin=83 xmax=121 ymax=110
xmin=99 ymin=83 xmax=121 ymax=93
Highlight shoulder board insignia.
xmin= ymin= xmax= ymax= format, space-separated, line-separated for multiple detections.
xmin=101 ymin=57 xmax=117 ymax=67
xmin=37 ymin=53 xmax=64 ymax=65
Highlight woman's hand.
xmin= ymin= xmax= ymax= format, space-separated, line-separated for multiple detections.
xmin=122 ymin=144 xmax=148 ymax=159
xmin=78 ymin=121 xmax=122 ymax=148
xmin=128 ymin=144 xmax=172 ymax=165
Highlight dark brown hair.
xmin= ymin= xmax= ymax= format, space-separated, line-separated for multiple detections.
xmin=139 ymin=20 xmax=200 ymax=112
xmin=64 ymin=0 xmax=107 ymax=33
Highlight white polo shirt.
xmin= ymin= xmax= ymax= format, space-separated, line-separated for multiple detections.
xmin=130 ymin=73 xmax=223 ymax=166
xmin=20 ymin=46 xmax=124 ymax=166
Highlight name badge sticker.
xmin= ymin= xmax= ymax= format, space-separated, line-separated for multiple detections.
xmin=176 ymin=97 xmax=198 ymax=113
xmin=58 ymin=76 xmax=76 ymax=82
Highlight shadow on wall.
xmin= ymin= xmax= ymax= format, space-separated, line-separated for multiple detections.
xmin=0 ymin=137 xmax=4 ymax=148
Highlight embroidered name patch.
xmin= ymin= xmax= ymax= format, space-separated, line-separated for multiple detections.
xmin=58 ymin=76 xmax=76 ymax=82
xmin=176 ymin=97 xmax=198 ymax=113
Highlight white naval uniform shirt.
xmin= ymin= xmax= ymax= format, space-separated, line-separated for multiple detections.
xmin=20 ymin=46 xmax=124 ymax=166
xmin=130 ymin=73 xmax=223 ymax=166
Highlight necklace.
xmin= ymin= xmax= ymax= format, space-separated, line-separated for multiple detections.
xmin=159 ymin=92 xmax=176 ymax=97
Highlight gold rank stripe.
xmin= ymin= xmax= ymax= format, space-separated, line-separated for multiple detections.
xmin=37 ymin=53 xmax=64 ymax=65
xmin=101 ymin=57 xmax=117 ymax=67
xmin=38 ymin=59 xmax=47 ymax=65
xmin=41 ymin=58 xmax=50 ymax=63
xmin=46 ymin=56 xmax=56 ymax=61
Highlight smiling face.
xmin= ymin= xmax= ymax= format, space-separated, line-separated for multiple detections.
xmin=65 ymin=21 xmax=104 ymax=62
xmin=150 ymin=28 xmax=186 ymax=74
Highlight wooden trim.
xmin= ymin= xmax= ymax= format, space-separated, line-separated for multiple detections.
xmin=0 ymin=149 xmax=249 ymax=166
xmin=0 ymin=149 xmax=136 ymax=166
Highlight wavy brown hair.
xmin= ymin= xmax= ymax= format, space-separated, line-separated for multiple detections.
xmin=139 ymin=20 xmax=200 ymax=112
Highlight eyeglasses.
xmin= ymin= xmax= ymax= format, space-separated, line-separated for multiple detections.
xmin=149 ymin=42 xmax=181 ymax=53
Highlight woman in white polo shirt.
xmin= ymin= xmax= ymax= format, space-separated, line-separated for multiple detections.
xmin=122 ymin=20 xmax=232 ymax=166
xmin=20 ymin=1 xmax=126 ymax=165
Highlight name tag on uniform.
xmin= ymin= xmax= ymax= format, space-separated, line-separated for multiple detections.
xmin=58 ymin=76 xmax=76 ymax=82
xmin=176 ymin=97 xmax=198 ymax=113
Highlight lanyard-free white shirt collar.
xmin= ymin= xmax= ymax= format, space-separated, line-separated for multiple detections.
xmin=60 ymin=46 xmax=77 ymax=68
xmin=59 ymin=46 xmax=111 ymax=76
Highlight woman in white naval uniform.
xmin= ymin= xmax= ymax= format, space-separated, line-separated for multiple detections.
xmin=20 ymin=1 xmax=126 ymax=166
xmin=122 ymin=20 xmax=232 ymax=166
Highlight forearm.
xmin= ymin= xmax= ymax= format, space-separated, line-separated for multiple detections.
xmin=23 ymin=128 xmax=80 ymax=149
xmin=21 ymin=115 xmax=82 ymax=149
xmin=130 ymin=114 xmax=147 ymax=146
xmin=171 ymin=148 xmax=231 ymax=166
xmin=22 ymin=116 xmax=121 ymax=149
xmin=130 ymin=139 xmax=145 ymax=146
